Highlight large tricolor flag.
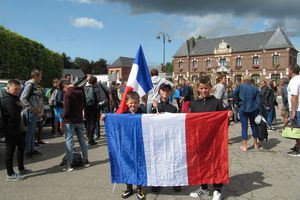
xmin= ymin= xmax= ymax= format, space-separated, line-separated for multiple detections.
xmin=105 ymin=111 xmax=229 ymax=186
xmin=116 ymin=45 xmax=153 ymax=113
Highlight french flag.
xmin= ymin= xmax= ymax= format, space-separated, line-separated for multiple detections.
xmin=105 ymin=111 xmax=229 ymax=186
xmin=116 ymin=45 xmax=153 ymax=113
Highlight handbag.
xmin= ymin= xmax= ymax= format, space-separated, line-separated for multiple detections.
xmin=282 ymin=121 xmax=300 ymax=139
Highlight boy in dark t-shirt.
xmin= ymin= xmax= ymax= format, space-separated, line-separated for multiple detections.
xmin=189 ymin=76 xmax=230 ymax=200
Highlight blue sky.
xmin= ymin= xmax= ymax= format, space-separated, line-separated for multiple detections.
xmin=1 ymin=0 xmax=300 ymax=67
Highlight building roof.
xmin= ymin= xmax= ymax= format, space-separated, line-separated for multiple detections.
xmin=174 ymin=28 xmax=297 ymax=57
xmin=109 ymin=57 xmax=134 ymax=68
xmin=62 ymin=69 xmax=85 ymax=78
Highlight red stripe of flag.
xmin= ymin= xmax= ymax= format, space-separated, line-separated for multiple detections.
xmin=185 ymin=111 xmax=229 ymax=185
xmin=116 ymin=86 xmax=134 ymax=114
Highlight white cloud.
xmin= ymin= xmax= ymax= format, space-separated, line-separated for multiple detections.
xmin=71 ymin=17 xmax=104 ymax=29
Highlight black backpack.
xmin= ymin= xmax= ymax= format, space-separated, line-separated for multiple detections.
xmin=60 ymin=151 xmax=83 ymax=167
xmin=84 ymin=86 xmax=97 ymax=107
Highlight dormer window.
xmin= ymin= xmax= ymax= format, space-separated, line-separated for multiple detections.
xmin=178 ymin=59 xmax=183 ymax=70
xmin=272 ymin=52 xmax=280 ymax=68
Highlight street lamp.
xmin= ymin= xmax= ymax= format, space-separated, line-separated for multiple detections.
xmin=156 ymin=32 xmax=171 ymax=72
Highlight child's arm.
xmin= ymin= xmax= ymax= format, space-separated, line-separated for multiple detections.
xmin=100 ymin=114 xmax=106 ymax=121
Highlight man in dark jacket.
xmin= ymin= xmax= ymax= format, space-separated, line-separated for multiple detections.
xmin=62 ymin=81 xmax=89 ymax=172
xmin=1 ymin=80 xmax=31 ymax=181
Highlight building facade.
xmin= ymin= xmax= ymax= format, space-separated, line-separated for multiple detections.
xmin=173 ymin=28 xmax=298 ymax=84
xmin=108 ymin=57 xmax=134 ymax=82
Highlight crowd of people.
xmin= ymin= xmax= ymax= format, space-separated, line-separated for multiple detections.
xmin=0 ymin=64 xmax=299 ymax=200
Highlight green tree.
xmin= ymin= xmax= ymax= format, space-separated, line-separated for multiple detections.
xmin=92 ymin=58 xmax=108 ymax=74
xmin=164 ymin=62 xmax=173 ymax=72
xmin=73 ymin=57 xmax=91 ymax=74
xmin=62 ymin=52 xmax=72 ymax=69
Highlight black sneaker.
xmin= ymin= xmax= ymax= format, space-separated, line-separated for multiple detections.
xmin=88 ymin=141 xmax=97 ymax=146
xmin=121 ymin=189 xmax=134 ymax=199
xmin=32 ymin=150 xmax=42 ymax=155
xmin=136 ymin=189 xmax=146 ymax=200
xmin=290 ymin=146 xmax=298 ymax=151
xmin=288 ymin=149 xmax=300 ymax=157
xmin=173 ymin=186 xmax=181 ymax=192
xmin=151 ymin=186 xmax=161 ymax=193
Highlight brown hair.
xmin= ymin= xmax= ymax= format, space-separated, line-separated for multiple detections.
xmin=126 ymin=91 xmax=140 ymax=101
xmin=199 ymin=76 xmax=212 ymax=87
xmin=31 ymin=69 xmax=41 ymax=78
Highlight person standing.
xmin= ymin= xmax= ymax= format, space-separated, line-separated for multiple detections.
xmin=180 ymin=78 xmax=193 ymax=113
xmin=62 ymin=81 xmax=90 ymax=171
xmin=110 ymin=81 xmax=120 ymax=112
xmin=84 ymin=76 xmax=99 ymax=145
xmin=146 ymin=68 xmax=174 ymax=113
xmin=260 ymin=80 xmax=275 ymax=130
xmin=20 ymin=69 xmax=43 ymax=156
xmin=1 ymin=80 xmax=31 ymax=181
xmin=233 ymin=75 xmax=261 ymax=152
xmin=287 ymin=65 xmax=300 ymax=156
xmin=189 ymin=76 xmax=228 ymax=200
xmin=214 ymin=74 xmax=228 ymax=109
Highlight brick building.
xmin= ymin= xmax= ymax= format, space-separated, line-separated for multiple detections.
xmin=172 ymin=28 xmax=298 ymax=84
xmin=108 ymin=57 xmax=134 ymax=82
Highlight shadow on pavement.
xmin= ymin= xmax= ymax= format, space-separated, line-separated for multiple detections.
xmin=261 ymin=138 xmax=281 ymax=150
xmin=224 ymin=171 xmax=272 ymax=198
xmin=26 ymin=158 xmax=110 ymax=179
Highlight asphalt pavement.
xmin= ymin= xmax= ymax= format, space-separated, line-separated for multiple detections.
xmin=0 ymin=108 xmax=300 ymax=200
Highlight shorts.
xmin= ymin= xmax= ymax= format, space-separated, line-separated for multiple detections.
xmin=54 ymin=107 xmax=64 ymax=123
xmin=281 ymin=105 xmax=289 ymax=118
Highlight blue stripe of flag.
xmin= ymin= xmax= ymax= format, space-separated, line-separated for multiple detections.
xmin=105 ymin=114 xmax=147 ymax=186
xmin=135 ymin=45 xmax=153 ymax=94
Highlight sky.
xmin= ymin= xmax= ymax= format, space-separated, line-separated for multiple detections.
xmin=1 ymin=0 xmax=300 ymax=67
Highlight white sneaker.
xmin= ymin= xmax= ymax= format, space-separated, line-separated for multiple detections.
xmin=6 ymin=173 xmax=25 ymax=182
xmin=190 ymin=187 xmax=209 ymax=198
xmin=212 ymin=190 xmax=222 ymax=200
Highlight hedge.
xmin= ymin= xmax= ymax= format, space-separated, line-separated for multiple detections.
xmin=0 ymin=26 xmax=63 ymax=87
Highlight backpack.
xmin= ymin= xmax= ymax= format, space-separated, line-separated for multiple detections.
xmin=48 ymin=89 xmax=58 ymax=106
xmin=60 ymin=151 xmax=83 ymax=167
xmin=98 ymin=83 xmax=109 ymax=108
xmin=0 ymin=90 xmax=4 ymax=137
xmin=84 ymin=86 xmax=97 ymax=107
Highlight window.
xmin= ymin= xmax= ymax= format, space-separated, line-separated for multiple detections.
xmin=192 ymin=59 xmax=198 ymax=68
xmin=178 ymin=75 xmax=184 ymax=82
xmin=178 ymin=60 xmax=183 ymax=70
xmin=220 ymin=58 xmax=226 ymax=67
xmin=236 ymin=57 xmax=242 ymax=66
xmin=192 ymin=75 xmax=198 ymax=83
xmin=271 ymin=74 xmax=280 ymax=83
xmin=206 ymin=60 xmax=211 ymax=69
xmin=252 ymin=56 xmax=259 ymax=65
xmin=252 ymin=55 xmax=259 ymax=69
xmin=235 ymin=75 xmax=242 ymax=84
xmin=251 ymin=74 xmax=260 ymax=85
xmin=273 ymin=55 xmax=279 ymax=65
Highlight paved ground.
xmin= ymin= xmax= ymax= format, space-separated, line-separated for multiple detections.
xmin=1 ymin=109 xmax=300 ymax=200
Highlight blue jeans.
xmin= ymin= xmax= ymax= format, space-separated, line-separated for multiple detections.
xmin=290 ymin=111 xmax=300 ymax=126
xmin=25 ymin=112 xmax=37 ymax=154
xmin=64 ymin=123 xmax=88 ymax=164
xmin=267 ymin=106 xmax=275 ymax=127
xmin=239 ymin=110 xmax=258 ymax=140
